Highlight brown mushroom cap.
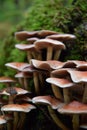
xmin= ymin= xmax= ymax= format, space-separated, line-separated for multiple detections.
xmin=15 ymin=72 xmax=33 ymax=78
xmin=32 ymin=95 xmax=64 ymax=109
xmin=26 ymin=37 xmax=39 ymax=44
xmin=51 ymin=68 xmax=71 ymax=78
xmin=34 ymin=38 xmax=66 ymax=50
xmin=77 ymin=64 xmax=87 ymax=71
xmin=31 ymin=59 xmax=64 ymax=70
xmin=58 ymin=101 xmax=87 ymax=114
xmin=37 ymin=30 xmax=58 ymax=38
xmin=15 ymin=44 xmax=40 ymax=52
xmin=46 ymin=34 xmax=76 ymax=41
xmin=63 ymin=60 xmax=87 ymax=68
xmin=5 ymin=62 xmax=30 ymax=71
xmin=0 ymin=76 xmax=16 ymax=83
xmin=6 ymin=87 xmax=30 ymax=95
xmin=46 ymin=77 xmax=74 ymax=88
xmin=67 ymin=70 xmax=87 ymax=83
xmin=1 ymin=103 xmax=36 ymax=112
xmin=15 ymin=31 xmax=39 ymax=41
xmin=0 ymin=116 xmax=7 ymax=124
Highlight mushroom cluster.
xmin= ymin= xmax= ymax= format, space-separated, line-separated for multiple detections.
xmin=0 ymin=29 xmax=87 ymax=130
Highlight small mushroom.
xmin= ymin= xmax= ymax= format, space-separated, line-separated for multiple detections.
xmin=15 ymin=44 xmax=42 ymax=62
xmin=32 ymin=95 xmax=69 ymax=130
xmin=0 ymin=76 xmax=16 ymax=87
xmin=15 ymin=72 xmax=33 ymax=90
xmin=46 ymin=77 xmax=75 ymax=103
xmin=58 ymin=101 xmax=87 ymax=130
xmin=34 ymin=38 xmax=65 ymax=60
xmin=5 ymin=62 xmax=30 ymax=71
xmin=66 ymin=70 xmax=87 ymax=103
xmin=32 ymin=95 xmax=64 ymax=109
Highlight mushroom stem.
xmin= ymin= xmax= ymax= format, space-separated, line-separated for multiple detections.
xmin=72 ymin=114 xmax=79 ymax=130
xmin=18 ymin=78 xmax=24 ymax=89
xmin=82 ymin=83 xmax=87 ymax=103
xmin=51 ymin=84 xmax=63 ymax=100
xmin=63 ymin=88 xmax=70 ymax=103
xmin=17 ymin=113 xmax=26 ymax=130
xmin=13 ymin=112 xmax=19 ymax=130
xmin=53 ymin=50 xmax=61 ymax=60
xmin=47 ymin=47 xmax=53 ymax=60
xmin=27 ymin=51 xmax=33 ymax=63
xmin=48 ymin=106 xmax=69 ymax=130
xmin=23 ymin=78 xmax=29 ymax=90
xmin=33 ymin=72 xmax=40 ymax=95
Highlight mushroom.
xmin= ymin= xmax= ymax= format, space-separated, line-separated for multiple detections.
xmin=32 ymin=95 xmax=64 ymax=109
xmin=31 ymin=59 xmax=64 ymax=99
xmin=15 ymin=71 xmax=33 ymax=90
xmin=23 ymin=65 xmax=46 ymax=95
xmin=0 ymin=76 xmax=16 ymax=87
xmin=46 ymin=77 xmax=75 ymax=103
xmin=34 ymin=38 xmax=66 ymax=60
xmin=32 ymin=95 xmax=69 ymax=130
xmin=15 ymin=31 xmax=39 ymax=41
xmin=15 ymin=44 xmax=42 ymax=62
xmin=1 ymin=103 xmax=36 ymax=130
xmin=58 ymin=100 xmax=87 ymax=130
xmin=66 ymin=70 xmax=87 ymax=103
xmin=5 ymin=62 xmax=30 ymax=89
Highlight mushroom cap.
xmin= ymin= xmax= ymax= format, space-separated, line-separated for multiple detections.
xmin=30 ymin=59 xmax=51 ymax=71
xmin=63 ymin=60 xmax=87 ymax=68
xmin=15 ymin=31 xmax=39 ymax=41
xmin=0 ymin=76 xmax=16 ymax=83
xmin=46 ymin=77 xmax=74 ymax=88
xmin=67 ymin=70 xmax=87 ymax=83
xmin=51 ymin=68 xmax=71 ymax=78
xmin=34 ymin=39 xmax=66 ymax=50
xmin=80 ymin=123 xmax=87 ymax=129
xmin=2 ymin=87 xmax=30 ymax=96
xmin=77 ymin=64 xmax=87 ymax=71
xmin=1 ymin=103 xmax=36 ymax=112
xmin=31 ymin=59 xmax=64 ymax=71
xmin=15 ymin=44 xmax=40 ymax=52
xmin=26 ymin=37 xmax=39 ymax=44
xmin=46 ymin=34 xmax=76 ymax=41
xmin=15 ymin=72 xmax=33 ymax=78
xmin=5 ymin=62 xmax=30 ymax=71
xmin=37 ymin=30 xmax=58 ymax=38
xmin=32 ymin=95 xmax=64 ymax=109
xmin=0 ymin=116 xmax=7 ymax=125
xmin=58 ymin=101 xmax=87 ymax=114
